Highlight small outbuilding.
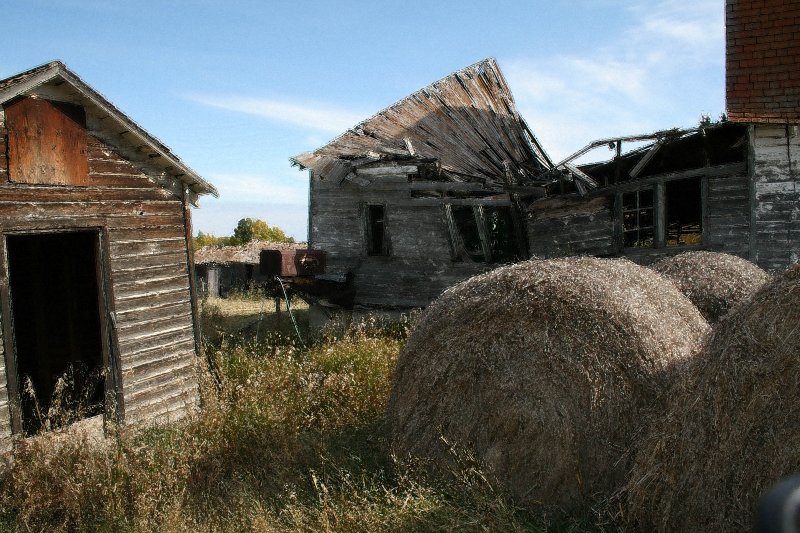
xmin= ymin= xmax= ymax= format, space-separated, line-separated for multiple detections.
xmin=0 ymin=61 xmax=217 ymax=448
xmin=195 ymin=240 xmax=303 ymax=297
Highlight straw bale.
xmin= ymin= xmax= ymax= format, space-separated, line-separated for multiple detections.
xmin=651 ymin=251 xmax=769 ymax=323
xmin=387 ymin=257 xmax=709 ymax=514
xmin=626 ymin=262 xmax=800 ymax=531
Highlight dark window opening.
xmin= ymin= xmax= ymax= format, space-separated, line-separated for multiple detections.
xmin=7 ymin=231 xmax=106 ymax=436
xmin=666 ymin=178 xmax=703 ymax=246
xmin=622 ymin=189 xmax=654 ymax=248
xmin=450 ymin=206 xmax=485 ymax=262
xmin=447 ymin=205 xmax=522 ymax=263
xmin=366 ymin=204 xmax=389 ymax=256
xmin=484 ymin=206 xmax=523 ymax=263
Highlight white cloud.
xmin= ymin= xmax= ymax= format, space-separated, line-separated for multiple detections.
xmin=209 ymin=172 xmax=308 ymax=205
xmin=504 ymin=0 xmax=724 ymax=162
xmin=188 ymin=94 xmax=364 ymax=133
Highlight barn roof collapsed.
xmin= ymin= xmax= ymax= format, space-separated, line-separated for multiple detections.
xmin=292 ymin=58 xmax=562 ymax=194
xmin=290 ymin=57 xmax=741 ymax=202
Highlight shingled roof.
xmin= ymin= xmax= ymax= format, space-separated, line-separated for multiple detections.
xmin=291 ymin=58 xmax=553 ymax=185
xmin=0 ymin=61 xmax=217 ymax=197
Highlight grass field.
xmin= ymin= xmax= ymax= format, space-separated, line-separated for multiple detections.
xmin=0 ymin=294 xmax=593 ymax=532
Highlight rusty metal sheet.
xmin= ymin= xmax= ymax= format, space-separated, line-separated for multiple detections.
xmin=6 ymin=97 xmax=88 ymax=186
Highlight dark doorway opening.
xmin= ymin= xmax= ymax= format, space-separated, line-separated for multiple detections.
xmin=7 ymin=231 xmax=106 ymax=435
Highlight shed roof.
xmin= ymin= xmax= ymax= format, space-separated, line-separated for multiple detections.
xmin=291 ymin=58 xmax=553 ymax=185
xmin=0 ymin=61 xmax=217 ymax=197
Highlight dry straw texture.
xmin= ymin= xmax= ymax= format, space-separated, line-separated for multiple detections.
xmin=626 ymin=262 xmax=800 ymax=531
xmin=651 ymin=251 xmax=769 ymax=323
xmin=387 ymin=257 xmax=709 ymax=515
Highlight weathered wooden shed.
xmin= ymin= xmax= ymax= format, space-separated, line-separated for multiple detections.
xmin=0 ymin=61 xmax=217 ymax=448
xmin=292 ymin=58 xmax=554 ymax=309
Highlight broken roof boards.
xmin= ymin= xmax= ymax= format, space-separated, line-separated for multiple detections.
xmin=292 ymin=58 xmax=553 ymax=186
xmin=0 ymin=61 xmax=215 ymax=449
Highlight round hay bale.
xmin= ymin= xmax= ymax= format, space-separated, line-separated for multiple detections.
xmin=387 ymin=257 xmax=709 ymax=514
xmin=626 ymin=262 xmax=800 ymax=532
xmin=651 ymin=251 xmax=769 ymax=323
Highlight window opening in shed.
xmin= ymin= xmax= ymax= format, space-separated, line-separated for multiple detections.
xmin=666 ymin=177 xmax=703 ymax=246
xmin=7 ymin=231 xmax=106 ymax=436
xmin=366 ymin=204 xmax=389 ymax=256
xmin=622 ymin=189 xmax=654 ymax=248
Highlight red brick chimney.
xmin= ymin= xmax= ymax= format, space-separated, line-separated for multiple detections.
xmin=726 ymin=0 xmax=800 ymax=123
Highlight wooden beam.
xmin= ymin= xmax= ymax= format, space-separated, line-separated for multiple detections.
xmin=605 ymin=163 xmax=746 ymax=193
xmin=629 ymin=142 xmax=662 ymax=179
xmin=411 ymin=197 xmax=513 ymax=207
xmin=409 ymin=181 xmax=485 ymax=192
xmin=355 ymin=165 xmax=417 ymax=176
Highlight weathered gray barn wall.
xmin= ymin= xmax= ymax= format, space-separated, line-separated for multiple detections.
xmin=705 ymin=169 xmax=751 ymax=258
xmin=526 ymin=165 xmax=752 ymax=265
xmin=311 ymin=173 xmax=501 ymax=308
xmin=527 ymin=197 xmax=615 ymax=258
xmin=750 ymin=125 xmax=800 ymax=271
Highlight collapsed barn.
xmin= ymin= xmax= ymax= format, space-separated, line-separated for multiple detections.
xmin=292 ymin=59 xmax=554 ymax=309
xmin=293 ymin=57 xmax=800 ymax=311
xmin=0 ymin=61 xmax=217 ymax=449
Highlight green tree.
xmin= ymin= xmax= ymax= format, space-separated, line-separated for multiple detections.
xmin=193 ymin=231 xmax=230 ymax=249
xmin=231 ymin=218 xmax=295 ymax=245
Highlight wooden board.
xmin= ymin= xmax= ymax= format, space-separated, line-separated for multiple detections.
xmin=6 ymin=97 xmax=89 ymax=186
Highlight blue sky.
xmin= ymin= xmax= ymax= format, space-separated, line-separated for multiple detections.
xmin=3 ymin=0 xmax=724 ymax=241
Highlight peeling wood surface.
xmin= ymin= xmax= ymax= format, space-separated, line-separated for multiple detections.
xmin=6 ymin=98 xmax=89 ymax=186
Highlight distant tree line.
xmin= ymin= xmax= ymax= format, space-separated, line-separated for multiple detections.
xmin=194 ymin=218 xmax=295 ymax=248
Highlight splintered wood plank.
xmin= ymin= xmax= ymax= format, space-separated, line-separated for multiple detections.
xmin=6 ymin=97 xmax=89 ymax=185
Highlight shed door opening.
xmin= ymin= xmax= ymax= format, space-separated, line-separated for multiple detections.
xmin=7 ymin=231 xmax=106 ymax=435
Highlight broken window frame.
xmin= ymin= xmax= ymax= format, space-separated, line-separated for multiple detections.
xmin=0 ymin=224 xmax=122 ymax=436
xmin=617 ymin=175 xmax=705 ymax=251
xmin=622 ymin=188 xmax=655 ymax=248
xmin=364 ymin=203 xmax=390 ymax=257
xmin=444 ymin=203 xmax=525 ymax=264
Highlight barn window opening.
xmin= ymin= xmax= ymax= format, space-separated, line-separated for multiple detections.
xmin=7 ymin=231 xmax=106 ymax=436
xmin=622 ymin=188 xmax=655 ymax=248
xmin=448 ymin=205 xmax=485 ymax=262
xmin=365 ymin=204 xmax=389 ymax=256
xmin=666 ymin=178 xmax=703 ymax=246
xmin=446 ymin=205 xmax=522 ymax=263
xmin=484 ymin=206 xmax=523 ymax=263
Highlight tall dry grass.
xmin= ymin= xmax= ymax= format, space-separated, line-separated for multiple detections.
xmin=0 ymin=311 xmax=552 ymax=532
